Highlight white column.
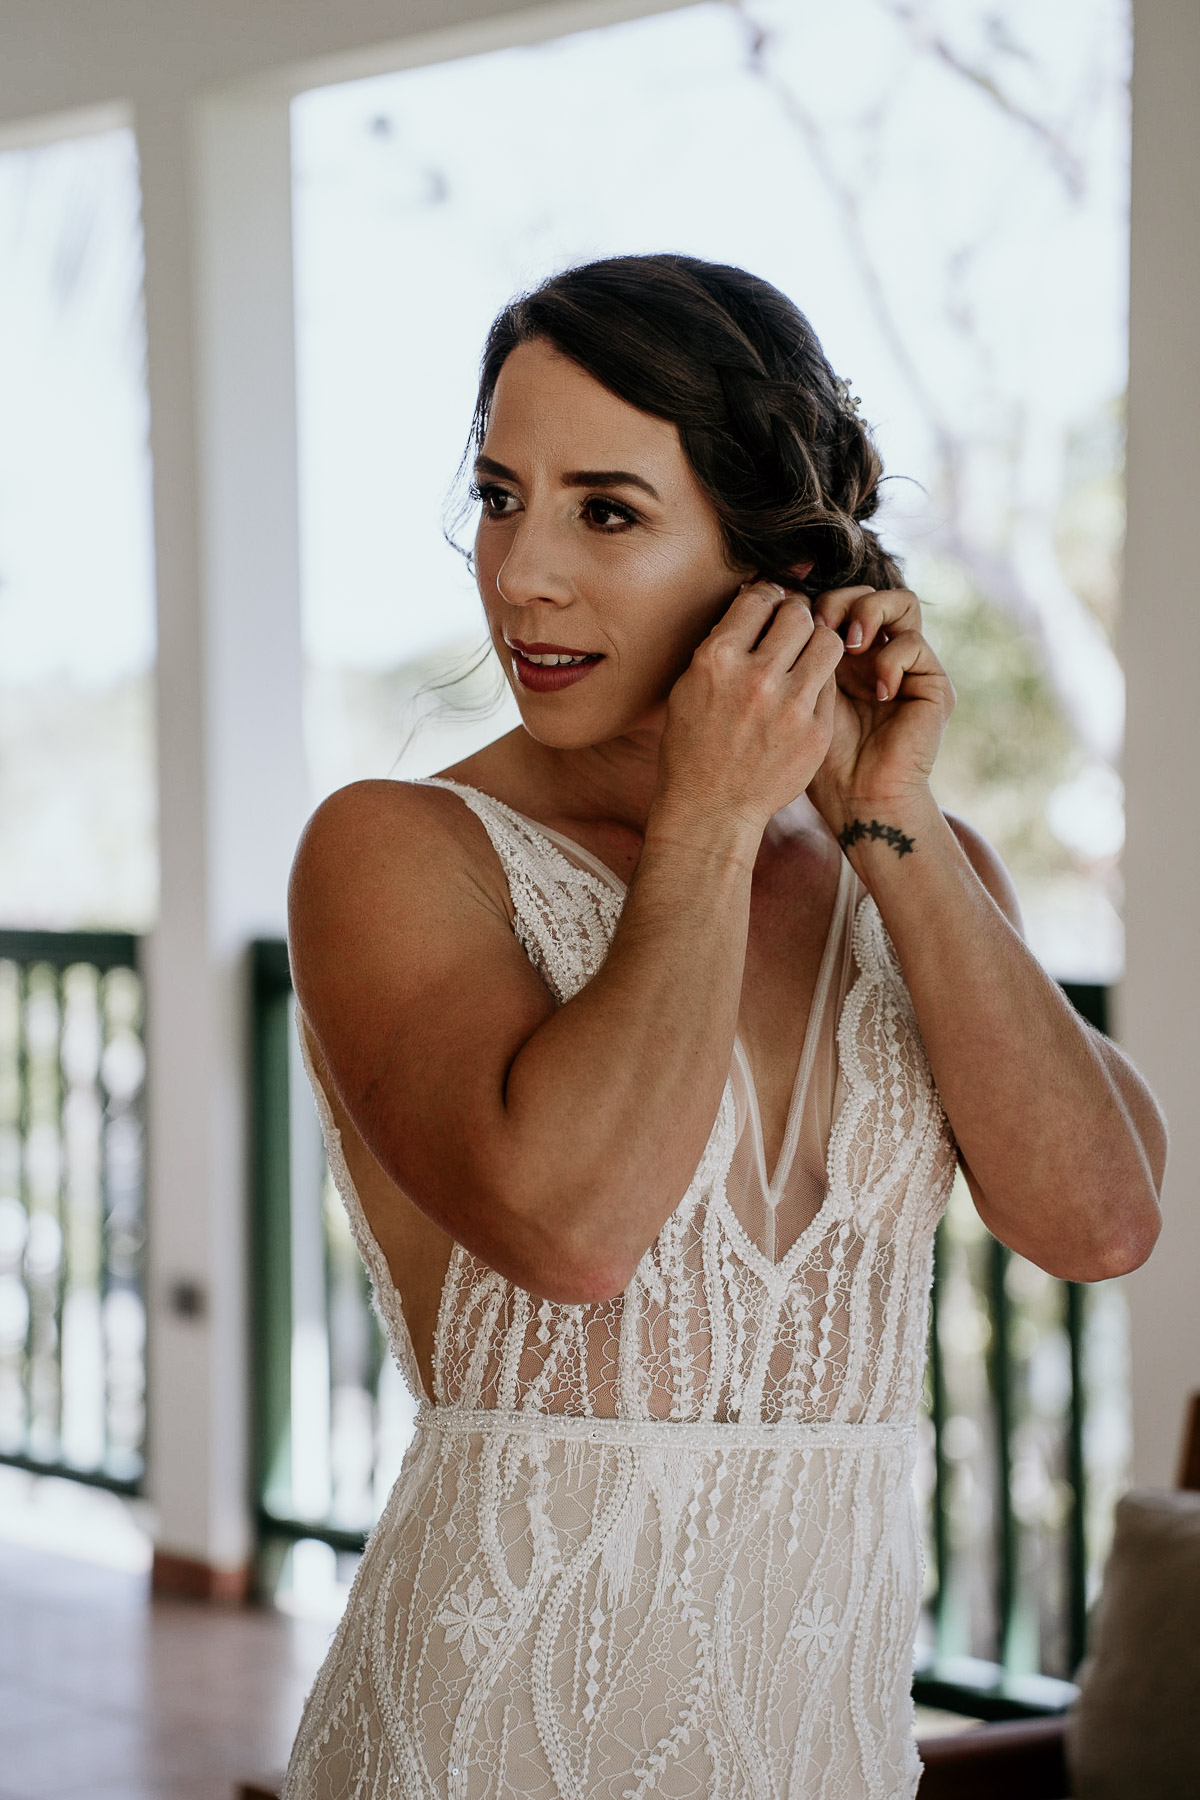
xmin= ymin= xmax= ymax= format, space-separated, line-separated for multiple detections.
xmin=1121 ymin=0 xmax=1200 ymax=1488
xmin=138 ymin=82 xmax=310 ymax=1587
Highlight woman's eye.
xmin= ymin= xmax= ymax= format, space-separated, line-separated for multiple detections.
xmin=471 ymin=484 xmax=635 ymax=530
xmin=581 ymin=497 xmax=637 ymax=531
xmin=474 ymin=483 xmax=520 ymax=518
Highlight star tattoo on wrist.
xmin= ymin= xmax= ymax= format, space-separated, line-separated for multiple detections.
xmin=837 ymin=818 xmax=916 ymax=858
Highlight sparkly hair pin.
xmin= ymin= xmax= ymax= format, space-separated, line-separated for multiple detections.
xmin=834 ymin=375 xmax=863 ymax=420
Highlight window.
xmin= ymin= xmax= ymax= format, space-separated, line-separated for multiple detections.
xmin=294 ymin=0 xmax=1128 ymax=983
xmin=0 ymin=125 xmax=155 ymax=930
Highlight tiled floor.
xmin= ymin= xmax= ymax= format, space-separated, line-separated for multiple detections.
xmin=0 ymin=1540 xmax=331 ymax=1800
xmin=0 ymin=1526 xmax=979 ymax=1799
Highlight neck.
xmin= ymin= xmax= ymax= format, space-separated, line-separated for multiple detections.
xmin=511 ymin=719 xmax=667 ymax=836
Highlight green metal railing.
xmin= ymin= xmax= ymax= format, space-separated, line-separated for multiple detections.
xmin=0 ymin=930 xmax=147 ymax=1494
xmin=250 ymin=941 xmax=414 ymax=1583
xmin=251 ymin=938 xmax=1113 ymax=1710
xmin=914 ymin=982 xmax=1111 ymax=1716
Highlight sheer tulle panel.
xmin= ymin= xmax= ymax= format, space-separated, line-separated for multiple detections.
xmin=434 ymin=1199 xmax=946 ymax=1429
xmin=722 ymin=872 xmax=857 ymax=1264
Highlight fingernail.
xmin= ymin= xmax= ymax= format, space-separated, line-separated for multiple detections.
xmin=765 ymin=582 xmax=786 ymax=599
xmin=847 ymin=621 xmax=864 ymax=649
xmin=876 ymin=679 xmax=889 ymax=702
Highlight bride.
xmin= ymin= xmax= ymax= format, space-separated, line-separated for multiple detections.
xmin=282 ymin=254 xmax=1164 ymax=1798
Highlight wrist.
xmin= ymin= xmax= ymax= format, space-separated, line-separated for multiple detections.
xmin=829 ymin=789 xmax=946 ymax=878
xmin=644 ymin=793 xmax=763 ymax=877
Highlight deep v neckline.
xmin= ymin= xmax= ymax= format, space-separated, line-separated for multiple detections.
xmin=425 ymin=776 xmax=854 ymax=1202
xmin=732 ymin=855 xmax=853 ymax=1196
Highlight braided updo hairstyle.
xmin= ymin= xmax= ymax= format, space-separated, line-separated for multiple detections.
xmin=470 ymin=253 xmax=902 ymax=600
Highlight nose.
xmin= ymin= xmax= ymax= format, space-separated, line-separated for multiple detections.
xmin=492 ymin=509 xmax=574 ymax=611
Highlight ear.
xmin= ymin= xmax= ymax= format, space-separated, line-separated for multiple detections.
xmin=786 ymin=559 xmax=815 ymax=584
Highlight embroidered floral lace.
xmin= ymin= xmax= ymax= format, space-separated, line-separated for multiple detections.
xmin=283 ymin=780 xmax=957 ymax=1800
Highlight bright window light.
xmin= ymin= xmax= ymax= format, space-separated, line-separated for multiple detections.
xmin=292 ymin=0 xmax=1128 ymax=983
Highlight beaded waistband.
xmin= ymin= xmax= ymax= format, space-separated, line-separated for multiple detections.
xmin=414 ymin=1403 xmax=914 ymax=1452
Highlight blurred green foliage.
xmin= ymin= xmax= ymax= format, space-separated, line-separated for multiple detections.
xmin=918 ymin=399 xmax=1125 ymax=894
xmin=922 ymin=558 xmax=1079 ymax=885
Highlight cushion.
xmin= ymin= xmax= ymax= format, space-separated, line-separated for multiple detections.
xmin=1067 ymin=1488 xmax=1200 ymax=1799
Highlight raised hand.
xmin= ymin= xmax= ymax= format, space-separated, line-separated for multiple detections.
xmin=657 ymin=581 xmax=845 ymax=838
xmin=804 ymin=585 xmax=955 ymax=837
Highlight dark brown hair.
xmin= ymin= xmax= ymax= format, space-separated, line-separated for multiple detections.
xmin=468 ymin=253 xmax=903 ymax=600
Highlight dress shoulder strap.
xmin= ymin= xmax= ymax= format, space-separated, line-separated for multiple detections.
xmin=416 ymin=778 xmax=622 ymax=1002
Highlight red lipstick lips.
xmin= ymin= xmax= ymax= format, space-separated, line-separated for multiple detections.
xmin=505 ymin=638 xmax=603 ymax=694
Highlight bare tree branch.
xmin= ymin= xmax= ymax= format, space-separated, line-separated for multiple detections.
xmin=875 ymin=0 xmax=1087 ymax=199
xmin=726 ymin=0 xmax=1123 ymax=765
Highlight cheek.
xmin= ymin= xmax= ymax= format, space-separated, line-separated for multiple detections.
xmin=594 ymin=558 xmax=735 ymax=718
xmin=631 ymin=541 xmax=739 ymax=651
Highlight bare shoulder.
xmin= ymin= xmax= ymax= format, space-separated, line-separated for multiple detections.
xmin=944 ymin=812 xmax=1024 ymax=934
xmin=288 ymin=779 xmax=513 ymax=1012
xmin=292 ymin=778 xmax=507 ymax=906
xmin=285 ymin=778 xmax=567 ymax=1303
xmin=293 ymin=776 xmax=496 ymax=874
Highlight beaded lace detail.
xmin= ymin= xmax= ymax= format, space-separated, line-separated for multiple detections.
xmin=284 ymin=778 xmax=957 ymax=1800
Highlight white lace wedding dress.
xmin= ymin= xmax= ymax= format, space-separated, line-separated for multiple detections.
xmin=283 ymin=779 xmax=958 ymax=1800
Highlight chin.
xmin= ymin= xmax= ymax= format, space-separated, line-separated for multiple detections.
xmin=512 ymin=685 xmax=660 ymax=751
xmin=515 ymin=703 xmax=615 ymax=751
xmin=499 ymin=640 xmax=673 ymax=748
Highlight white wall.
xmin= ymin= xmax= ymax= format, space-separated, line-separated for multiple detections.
xmin=1122 ymin=0 xmax=1200 ymax=1488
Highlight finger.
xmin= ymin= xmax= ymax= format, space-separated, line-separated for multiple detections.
xmin=753 ymin=595 xmax=815 ymax=669
xmin=706 ymin=580 xmax=788 ymax=649
xmin=871 ymin=629 xmax=944 ymax=702
xmin=807 ymin=586 xmax=875 ymax=635
xmin=815 ymin=586 xmax=922 ymax=650
xmin=811 ymin=666 xmax=839 ymax=736
xmin=787 ymin=621 xmax=845 ymax=701
xmin=841 ymin=588 xmax=922 ymax=653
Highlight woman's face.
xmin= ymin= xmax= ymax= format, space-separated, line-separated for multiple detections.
xmin=473 ymin=338 xmax=746 ymax=749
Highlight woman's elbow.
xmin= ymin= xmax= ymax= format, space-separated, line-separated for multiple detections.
xmin=1102 ymin=1202 xmax=1162 ymax=1279
xmin=529 ymin=1259 xmax=636 ymax=1306
xmin=493 ymin=1233 xmax=636 ymax=1306
xmin=475 ymin=1178 xmax=639 ymax=1306
xmin=1069 ymin=1191 xmax=1162 ymax=1283
xmin=1097 ymin=1116 xmax=1168 ymax=1277
xmin=516 ymin=1210 xmax=639 ymax=1303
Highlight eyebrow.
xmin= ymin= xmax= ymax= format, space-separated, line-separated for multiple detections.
xmin=474 ymin=454 xmax=661 ymax=502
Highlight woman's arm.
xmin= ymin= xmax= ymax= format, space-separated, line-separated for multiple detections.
xmin=809 ymin=586 xmax=1164 ymax=1282
xmin=843 ymin=800 xmax=1163 ymax=1278
xmin=290 ymin=586 xmax=843 ymax=1304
